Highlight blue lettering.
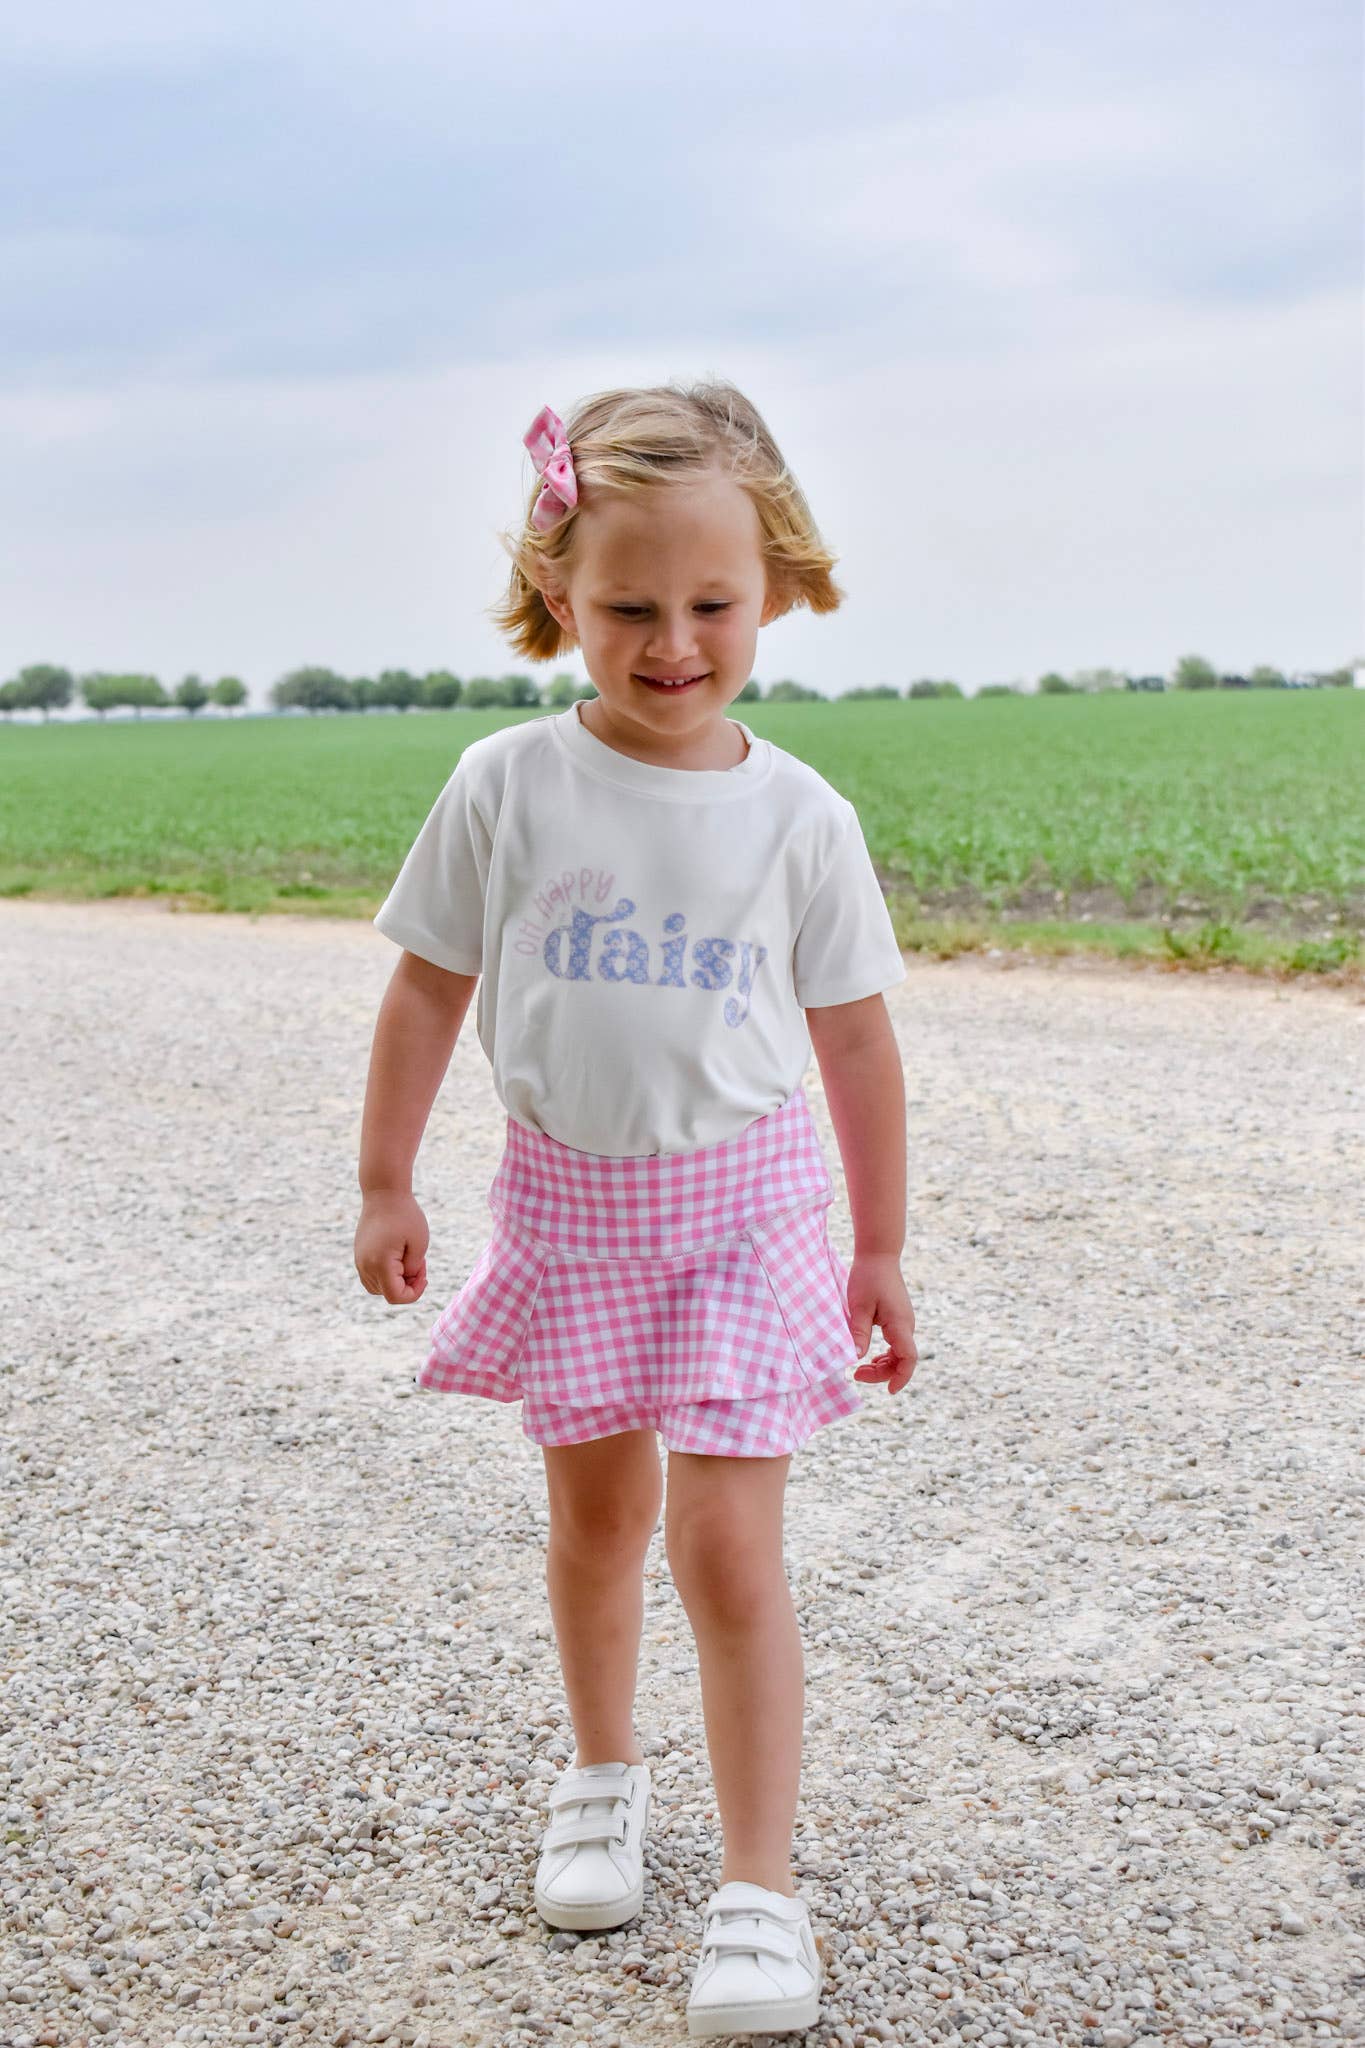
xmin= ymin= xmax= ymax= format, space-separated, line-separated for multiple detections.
xmin=598 ymin=926 xmax=651 ymax=984
xmin=724 ymin=941 xmax=769 ymax=1028
xmin=691 ymin=936 xmax=735 ymax=991
xmin=658 ymin=912 xmax=688 ymax=988
xmin=544 ymin=897 xmax=636 ymax=980
xmin=535 ymin=882 xmax=768 ymax=1028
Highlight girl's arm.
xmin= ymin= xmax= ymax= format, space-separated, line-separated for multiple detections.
xmin=806 ymin=994 xmax=906 ymax=1254
xmin=806 ymin=993 xmax=918 ymax=1392
xmin=358 ymin=950 xmax=479 ymax=1195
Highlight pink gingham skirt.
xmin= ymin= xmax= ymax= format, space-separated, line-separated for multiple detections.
xmin=415 ymin=1084 xmax=865 ymax=1455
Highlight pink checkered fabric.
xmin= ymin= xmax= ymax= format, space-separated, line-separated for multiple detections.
xmin=417 ymin=1085 xmax=865 ymax=1456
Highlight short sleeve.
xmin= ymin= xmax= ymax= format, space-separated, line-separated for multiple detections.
xmin=792 ymin=804 xmax=907 ymax=1009
xmin=372 ymin=755 xmax=491 ymax=976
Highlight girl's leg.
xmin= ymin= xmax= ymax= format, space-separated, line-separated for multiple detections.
xmin=663 ymin=1450 xmax=803 ymax=1895
xmin=541 ymin=1427 xmax=663 ymax=1767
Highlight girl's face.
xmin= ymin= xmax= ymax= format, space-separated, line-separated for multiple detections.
xmin=540 ymin=468 xmax=783 ymax=764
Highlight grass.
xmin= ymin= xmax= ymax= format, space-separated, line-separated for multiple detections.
xmin=3 ymin=691 xmax=1361 ymax=978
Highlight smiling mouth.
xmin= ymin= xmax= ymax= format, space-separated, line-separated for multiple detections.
xmin=634 ymin=672 xmax=710 ymax=691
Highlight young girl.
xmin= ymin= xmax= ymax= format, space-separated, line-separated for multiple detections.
xmin=354 ymin=380 xmax=917 ymax=2040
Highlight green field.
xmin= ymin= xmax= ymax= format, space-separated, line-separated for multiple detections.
xmin=3 ymin=691 xmax=1361 ymax=973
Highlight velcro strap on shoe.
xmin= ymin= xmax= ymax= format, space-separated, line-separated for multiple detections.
xmin=543 ymin=1815 xmax=629 ymax=1853
xmin=703 ymin=1922 xmax=803 ymax=1963
xmin=548 ymin=1776 xmax=631 ymax=1812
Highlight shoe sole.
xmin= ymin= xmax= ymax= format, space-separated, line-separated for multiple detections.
xmin=533 ymin=1784 xmax=650 ymax=1931
xmin=685 ymin=1980 xmax=822 ymax=2037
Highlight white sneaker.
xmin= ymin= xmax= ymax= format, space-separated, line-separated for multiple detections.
xmin=685 ymin=1880 xmax=823 ymax=2037
xmin=532 ymin=1759 xmax=651 ymax=1930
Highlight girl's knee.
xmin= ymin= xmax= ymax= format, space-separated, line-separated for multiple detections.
xmin=664 ymin=1460 xmax=789 ymax=1612
xmin=543 ymin=1429 xmax=662 ymax=1555
xmin=668 ymin=1538 xmax=786 ymax=1625
xmin=550 ymin=1503 xmax=658 ymax=1562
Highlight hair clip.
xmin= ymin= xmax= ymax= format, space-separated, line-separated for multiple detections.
xmin=523 ymin=404 xmax=578 ymax=532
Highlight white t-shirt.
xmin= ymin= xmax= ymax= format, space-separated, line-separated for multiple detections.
xmin=372 ymin=700 xmax=907 ymax=1157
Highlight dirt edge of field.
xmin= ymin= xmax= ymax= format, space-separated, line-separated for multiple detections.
xmin=3 ymin=882 xmax=1362 ymax=992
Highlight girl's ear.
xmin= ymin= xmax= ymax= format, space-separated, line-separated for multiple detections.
xmin=540 ymin=581 xmax=577 ymax=637
xmin=759 ymin=582 xmax=787 ymax=628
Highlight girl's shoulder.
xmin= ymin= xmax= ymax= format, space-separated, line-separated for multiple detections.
xmin=762 ymin=739 xmax=859 ymax=832
xmin=442 ymin=709 xmax=559 ymax=798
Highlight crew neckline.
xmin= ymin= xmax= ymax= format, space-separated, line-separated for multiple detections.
xmin=551 ymin=697 xmax=772 ymax=803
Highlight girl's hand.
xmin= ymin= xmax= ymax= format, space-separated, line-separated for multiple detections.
xmin=846 ymin=1251 xmax=918 ymax=1395
xmin=355 ymin=1191 xmax=430 ymax=1304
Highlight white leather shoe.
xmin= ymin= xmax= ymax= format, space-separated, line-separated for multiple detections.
xmin=533 ymin=1759 xmax=651 ymax=1930
xmin=685 ymin=1880 xmax=823 ymax=2037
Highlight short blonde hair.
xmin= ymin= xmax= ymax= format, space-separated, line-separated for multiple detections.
xmin=488 ymin=379 xmax=845 ymax=661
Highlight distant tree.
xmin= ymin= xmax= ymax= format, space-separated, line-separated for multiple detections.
xmin=1070 ymin=667 xmax=1128 ymax=693
xmin=935 ymin=680 xmax=964 ymax=699
xmin=422 ymin=670 xmax=463 ymax=709
xmin=976 ymin=683 xmax=1019 ymax=698
xmin=0 ymin=680 xmax=21 ymax=718
xmin=78 ymin=672 xmax=124 ymax=718
xmin=211 ymin=676 xmax=248 ymax=712
xmin=374 ymin=669 xmax=423 ymax=712
xmin=765 ymin=679 xmax=821 ymax=701
xmin=735 ymin=677 xmax=762 ymax=700
xmin=541 ymin=671 xmax=582 ymax=707
xmin=271 ymin=666 xmax=351 ymax=713
xmin=456 ymin=673 xmax=542 ymax=708
xmin=1248 ymin=666 xmax=1286 ymax=689
xmin=1037 ymin=672 xmax=1075 ymax=694
xmin=174 ymin=673 xmax=211 ymax=715
xmin=1314 ymin=666 xmax=1354 ymax=688
xmin=1173 ymin=654 xmax=1218 ymax=690
xmin=12 ymin=663 xmax=75 ymax=719
xmin=126 ymin=674 xmax=170 ymax=718
xmin=839 ymin=683 xmax=900 ymax=700
xmin=1217 ymin=673 xmax=1251 ymax=689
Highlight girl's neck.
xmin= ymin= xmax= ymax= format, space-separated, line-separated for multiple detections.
xmin=576 ymin=696 xmax=750 ymax=772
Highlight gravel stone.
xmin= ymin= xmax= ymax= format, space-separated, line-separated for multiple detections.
xmin=1 ymin=901 xmax=1362 ymax=2047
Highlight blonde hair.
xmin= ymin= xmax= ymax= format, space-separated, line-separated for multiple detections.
xmin=488 ymin=379 xmax=845 ymax=661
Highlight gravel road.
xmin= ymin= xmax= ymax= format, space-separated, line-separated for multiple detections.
xmin=2 ymin=899 xmax=1362 ymax=2048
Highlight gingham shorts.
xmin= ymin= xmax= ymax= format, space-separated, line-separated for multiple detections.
xmin=415 ymin=1084 xmax=865 ymax=1456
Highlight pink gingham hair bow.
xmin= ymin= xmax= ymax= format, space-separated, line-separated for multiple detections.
xmin=523 ymin=404 xmax=579 ymax=532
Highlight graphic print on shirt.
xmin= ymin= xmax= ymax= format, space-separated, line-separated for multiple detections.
xmin=512 ymin=863 xmax=769 ymax=1029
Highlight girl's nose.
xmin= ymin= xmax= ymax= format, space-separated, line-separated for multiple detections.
xmin=643 ymin=614 xmax=701 ymax=658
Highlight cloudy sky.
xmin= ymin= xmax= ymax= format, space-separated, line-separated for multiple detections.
xmin=1 ymin=0 xmax=1360 ymax=704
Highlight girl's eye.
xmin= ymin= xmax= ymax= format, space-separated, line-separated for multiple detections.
xmin=610 ymin=604 xmax=731 ymax=617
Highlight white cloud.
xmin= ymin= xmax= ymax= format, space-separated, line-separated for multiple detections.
xmin=2 ymin=285 xmax=1358 ymax=695
xmin=1 ymin=0 xmax=1360 ymax=693
xmin=739 ymin=69 xmax=1343 ymax=312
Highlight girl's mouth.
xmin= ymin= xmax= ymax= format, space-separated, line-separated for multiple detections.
xmin=635 ymin=672 xmax=710 ymax=694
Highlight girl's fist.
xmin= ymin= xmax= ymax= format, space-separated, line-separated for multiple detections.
xmin=355 ymin=1191 xmax=430 ymax=1304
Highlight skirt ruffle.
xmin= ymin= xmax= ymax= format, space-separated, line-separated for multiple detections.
xmin=414 ymin=1085 xmax=866 ymax=1440
xmin=417 ymin=1197 xmax=863 ymax=1407
xmin=519 ymin=1372 xmax=865 ymax=1454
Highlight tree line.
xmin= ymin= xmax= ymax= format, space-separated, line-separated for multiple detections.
xmin=1 ymin=654 xmax=1357 ymax=721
